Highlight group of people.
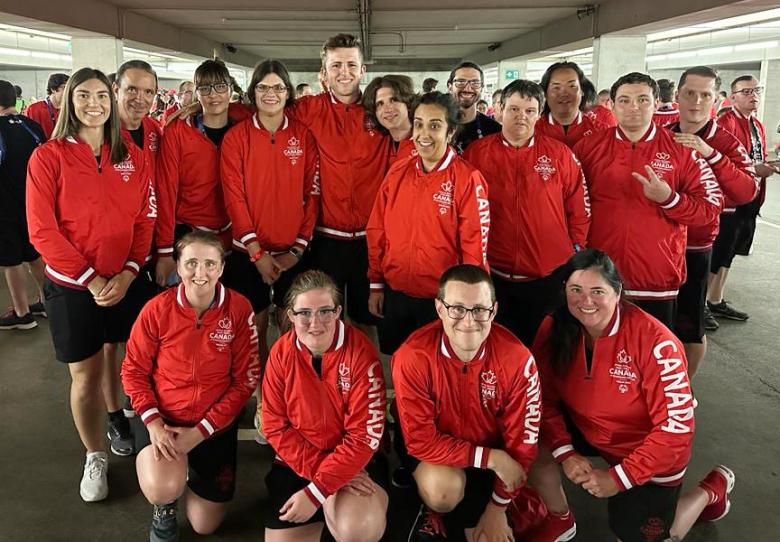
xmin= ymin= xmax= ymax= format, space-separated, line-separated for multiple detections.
xmin=1 ymin=28 xmax=775 ymax=542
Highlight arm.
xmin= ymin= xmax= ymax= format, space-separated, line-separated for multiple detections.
xmin=220 ymin=129 xmax=260 ymax=253
xmin=154 ymin=124 xmax=181 ymax=256
xmin=121 ymin=303 xmax=162 ymax=425
xmin=125 ymin=152 xmax=156 ymax=275
xmin=562 ymin=152 xmax=591 ymax=248
xmin=366 ymin=175 xmax=390 ymax=293
xmin=654 ymin=151 xmax=721 ymax=227
xmin=294 ymin=128 xmax=320 ymax=252
xmin=706 ymin=140 xmax=758 ymax=206
xmin=456 ymin=169 xmax=490 ymax=270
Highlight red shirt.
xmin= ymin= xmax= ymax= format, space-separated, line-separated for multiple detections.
xmin=122 ymin=283 xmax=260 ymax=438
xmin=573 ymin=124 xmax=721 ymax=299
xmin=390 ymin=137 xmax=417 ymax=164
xmin=161 ymin=103 xmax=180 ymax=125
xmin=535 ymin=111 xmax=607 ymax=149
xmin=586 ymin=105 xmax=617 ymax=128
xmin=221 ymin=114 xmax=320 ymax=256
xmin=652 ymin=106 xmax=680 ymax=128
xmin=718 ymin=108 xmax=768 ymax=209
xmin=464 ymin=133 xmax=590 ymax=280
xmin=367 ymin=148 xmax=490 ymax=298
xmin=392 ymin=321 xmax=541 ymax=507
xmin=24 ymin=98 xmax=58 ymax=140
xmin=263 ymin=321 xmax=386 ymax=508
xmin=26 ymin=136 xmax=154 ymax=289
xmin=533 ymin=303 xmax=694 ymax=492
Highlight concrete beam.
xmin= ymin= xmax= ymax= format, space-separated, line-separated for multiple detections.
xmin=281 ymin=57 xmax=462 ymax=73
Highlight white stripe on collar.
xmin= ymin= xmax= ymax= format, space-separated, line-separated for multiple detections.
xmin=65 ymin=136 xmax=78 ymax=144
xmin=706 ymin=120 xmax=718 ymax=140
xmin=252 ymin=114 xmax=289 ymax=131
xmin=437 ymin=148 xmax=456 ymax=171
xmin=608 ymin=305 xmax=621 ymax=337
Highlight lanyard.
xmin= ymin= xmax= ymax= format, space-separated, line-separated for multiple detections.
xmin=44 ymin=97 xmax=56 ymax=126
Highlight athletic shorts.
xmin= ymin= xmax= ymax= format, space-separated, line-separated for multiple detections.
xmin=120 ymin=262 xmax=160 ymax=329
xmin=377 ymin=287 xmax=437 ymax=355
xmin=264 ymin=453 xmax=389 ymax=530
xmin=0 ymin=219 xmax=39 ymax=266
xmin=43 ymin=278 xmax=139 ymax=363
xmin=631 ymin=299 xmax=677 ymax=331
xmin=222 ymin=251 xmax=305 ymax=313
xmin=492 ymin=269 xmax=564 ymax=346
xmin=305 ymin=235 xmax=376 ymax=325
xmin=710 ymin=212 xmax=745 ymax=270
xmin=136 ymin=419 xmax=238 ymax=503
xmin=675 ymin=250 xmax=711 ymax=343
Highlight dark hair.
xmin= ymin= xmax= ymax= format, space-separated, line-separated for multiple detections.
xmin=363 ymin=74 xmax=416 ymax=134
xmin=448 ymin=61 xmax=485 ymax=85
xmin=437 ymin=264 xmax=496 ymax=304
xmin=657 ymin=79 xmax=675 ymax=103
xmin=0 ymin=80 xmax=15 ymax=108
xmin=51 ymin=67 xmax=127 ymax=164
xmin=194 ymin=59 xmax=231 ymax=88
xmin=581 ymin=77 xmax=597 ymax=108
xmin=107 ymin=73 xmax=116 ymax=86
xmin=178 ymin=80 xmax=193 ymax=93
xmin=285 ymin=269 xmax=343 ymax=311
xmin=116 ymin=60 xmax=158 ymax=89
xmin=597 ymin=89 xmax=610 ymax=98
xmin=719 ymin=90 xmax=727 ymax=98
xmin=174 ymin=230 xmax=226 ymax=261
xmin=412 ymin=91 xmax=460 ymax=134
xmin=610 ymin=72 xmax=659 ymax=102
xmin=730 ymin=74 xmax=757 ymax=93
xmin=678 ymin=66 xmax=721 ymax=93
xmin=502 ymin=79 xmax=545 ymax=111
xmin=422 ymin=78 xmax=438 ymax=93
xmin=247 ymin=59 xmax=295 ymax=108
xmin=46 ymin=73 xmax=69 ymax=95
xmin=492 ymin=89 xmax=503 ymax=101
xmin=549 ymin=249 xmax=623 ymax=376
xmin=320 ymin=33 xmax=363 ymax=67
xmin=540 ymin=62 xmax=588 ymax=114
xmin=14 ymin=84 xmax=22 ymax=97
xmin=295 ymin=82 xmax=310 ymax=94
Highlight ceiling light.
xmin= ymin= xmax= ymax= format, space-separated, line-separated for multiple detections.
xmin=734 ymin=40 xmax=779 ymax=51
xmin=0 ymin=47 xmax=31 ymax=57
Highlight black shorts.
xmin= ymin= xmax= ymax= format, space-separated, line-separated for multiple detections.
xmin=43 ymin=278 xmax=140 ymax=363
xmin=632 ymin=299 xmax=676 ymax=331
xmin=734 ymin=201 xmax=759 ymax=256
xmin=306 ymin=235 xmax=376 ymax=325
xmin=711 ymin=212 xmax=745 ymax=270
xmin=0 ymin=219 xmax=39 ymax=266
xmin=121 ymin=262 xmax=160 ymax=328
xmin=264 ymin=453 xmax=390 ymax=530
xmin=136 ymin=420 xmax=238 ymax=503
xmin=492 ymin=269 xmax=564 ymax=346
xmin=674 ymin=250 xmax=711 ymax=343
xmin=222 ymin=251 xmax=304 ymax=313
xmin=377 ymin=287 xmax=437 ymax=354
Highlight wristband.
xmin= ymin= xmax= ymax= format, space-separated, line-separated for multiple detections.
xmin=289 ymin=246 xmax=304 ymax=259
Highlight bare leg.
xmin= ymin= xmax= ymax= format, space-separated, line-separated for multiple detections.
xmin=528 ymin=446 xmax=570 ymax=514
xmin=707 ymin=268 xmax=729 ymax=304
xmin=265 ymin=523 xmax=323 ymax=542
xmin=101 ymin=342 xmax=123 ymax=413
xmin=3 ymin=265 xmax=31 ymax=315
xmin=68 ymin=351 xmax=106 ymax=453
xmin=186 ymin=490 xmax=229 ymax=535
xmin=26 ymin=257 xmax=46 ymax=300
xmin=413 ymin=462 xmax=467 ymax=513
xmin=135 ymin=445 xmax=187 ymax=505
xmin=684 ymin=336 xmax=707 ymax=378
xmin=323 ymin=485 xmax=388 ymax=542
xmin=670 ymin=486 xmax=709 ymax=539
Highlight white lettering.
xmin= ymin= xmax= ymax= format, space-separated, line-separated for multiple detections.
xmin=366 ymin=360 xmax=385 ymax=450
xmin=523 ymin=356 xmax=541 ymax=444
xmin=653 ymin=340 xmax=693 ymax=434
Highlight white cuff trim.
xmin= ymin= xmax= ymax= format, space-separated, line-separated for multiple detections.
xmin=491 ymin=492 xmax=512 ymax=505
xmin=474 ymin=446 xmax=485 ymax=468
xmin=615 ymin=464 xmax=633 ymax=490
xmin=140 ymin=408 xmax=159 ymax=422
xmin=306 ymin=482 xmax=326 ymax=504
xmin=660 ymin=193 xmax=681 ymax=209
xmin=199 ymin=418 xmax=215 ymax=436
xmin=551 ymin=444 xmax=575 ymax=459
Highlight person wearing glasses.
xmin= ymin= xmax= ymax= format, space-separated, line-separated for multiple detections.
xmin=155 ymin=60 xmax=234 ymax=286
xmin=122 ymin=231 xmax=260 ymax=541
xmin=447 ymin=61 xmax=501 ymax=154
xmin=262 ymin=270 xmax=389 ymax=542
xmin=392 ymin=264 xmax=540 ymax=542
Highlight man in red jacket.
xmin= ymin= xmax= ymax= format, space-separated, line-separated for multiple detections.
xmin=393 ymin=264 xmax=540 ymax=542
xmin=464 ymin=79 xmax=590 ymax=346
xmin=24 ymin=72 xmax=68 ymax=139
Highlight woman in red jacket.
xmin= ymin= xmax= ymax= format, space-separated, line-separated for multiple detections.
xmin=525 ymin=249 xmax=734 ymax=542
xmin=122 ymin=230 xmax=259 ymax=541
xmin=26 ymin=67 xmax=153 ymax=503
xmin=262 ymin=270 xmax=388 ymax=542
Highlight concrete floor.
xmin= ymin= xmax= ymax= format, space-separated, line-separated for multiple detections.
xmin=2 ymin=186 xmax=779 ymax=542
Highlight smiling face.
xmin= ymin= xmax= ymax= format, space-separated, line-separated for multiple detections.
xmin=254 ymin=72 xmax=288 ymax=117
xmin=436 ymin=280 xmax=495 ymax=357
xmin=196 ymin=77 xmax=231 ymax=116
xmin=413 ymin=103 xmax=453 ymax=170
xmin=177 ymin=241 xmax=224 ymax=300
xmin=288 ymin=288 xmax=343 ymax=356
xmin=114 ymin=68 xmax=157 ymax=128
xmin=374 ymin=85 xmax=410 ymax=133
xmin=677 ymin=74 xmax=718 ymax=126
xmin=72 ymin=78 xmax=112 ymax=130
xmin=565 ymin=268 xmax=621 ymax=337
xmin=501 ymin=92 xmax=539 ymax=144
xmin=322 ymin=47 xmax=365 ymax=102
xmin=546 ymin=68 xmax=583 ymax=120
xmin=449 ymin=67 xmax=483 ymax=110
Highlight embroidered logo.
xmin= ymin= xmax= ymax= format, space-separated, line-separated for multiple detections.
xmin=650 ymin=151 xmax=674 ymax=178
xmin=609 ymin=348 xmax=637 ymax=393
xmin=480 ymin=369 xmax=498 ymax=407
xmin=148 ymin=130 xmax=159 ymax=153
xmin=209 ymin=318 xmax=234 ymax=351
xmin=533 ymin=154 xmax=557 ymax=181
xmin=283 ymin=136 xmax=303 ymax=165
xmin=113 ymin=157 xmax=136 ymax=182
xmin=337 ymin=362 xmax=351 ymax=393
xmin=433 ymin=180 xmax=454 ymax=215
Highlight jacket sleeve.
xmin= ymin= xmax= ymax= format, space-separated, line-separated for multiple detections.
xmin=121 ymin=301 xmax=162 ymax=425
xmin=366 ymin=174 xmax=390 ymax=292
xmin=456 ymin=168 xmax=490 ymax=270
xmin=294 ymin=128 xmax=320 ymax=252
xmin=154 ymin=124 xmax=181 ymax=256
xmin=220 ymin=128 xmax=259 ymax=252
xmin=304 ymin=341 xmax=386 ymax=507
xmin=657 ymin=150 xmax=721 ymax=227
xmin=705 ymin=138 xmax=757 ymax=207
xmin=562 ymin=151 xmax=590 ymax=248
xmin=26 ymin=146 xmax=99 ymax=286
xmin=491 ymin=353 xmax=542 ymax=508
xmin=196 ymin=302 xmax=260 ymax=438
xmin=125 ymin=152 xmax=156 ymax=275
xmin=608 ymin=331 xmax=695 ymax=492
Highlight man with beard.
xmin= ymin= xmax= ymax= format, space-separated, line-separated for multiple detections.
xmin=448 ymin=61 xmax=501 ymax=154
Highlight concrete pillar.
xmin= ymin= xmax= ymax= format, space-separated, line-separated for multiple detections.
xmin=71 ymin=37 xmax=123 ymax=75
xmin=592 ymin=35 xmax=647 ymax=93
xmin=497 ymin=59 xmax=529 ymax=89
xmin=758 ymin=59 xmax=780 ymax=151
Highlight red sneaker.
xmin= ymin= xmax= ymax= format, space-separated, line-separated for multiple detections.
xmin=523 ymin=510 xmax=577 ymax=542
xmin=698 ymin=465 xmax=736 ymax=522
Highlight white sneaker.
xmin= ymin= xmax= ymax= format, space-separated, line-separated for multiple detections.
xmin=254 ymin=410 xmax=268 ymax=445
xmin=80 ymin=452 xmax=108 ymax=502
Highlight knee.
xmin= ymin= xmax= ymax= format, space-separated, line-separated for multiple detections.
xmin=189 ymin=517 xmax=220 ymax=536
xmin=136 ymin=452 xmax=186 ymax=505
xmin=142 ymin=476 xmax=184 ymax=505
xmin=417 ymin=475 xmax=465 ymax=513
xmin=330 ymin=514 xmax=386 ymax=542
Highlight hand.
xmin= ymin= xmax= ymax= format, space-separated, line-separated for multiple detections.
xmin=94 ymin=270 xmax=134 ymax=307
xmin=167 ymin=425 xmax=205 ymax=455
xmin=165 ymin=101 xmax=201 ymax=126
xmin=673 ymin=132 xmax=714 ymax=158
xmin=632 ymin=165 xmax=673 ymax=204
xmin=561 ymin=454 xmax=594 ymax=484
xmin=279 ymin=489 xmax=318 ymax=523
xmin=86 ymin=276 xmax=109 ymax=298
xmin=473 ymin=502 xmax=514 ymax=542
xmin=754 ymin=162 xmax=776 ymax=178
xmin=487 ymin=449 xmax=526 ymax=493
xmin=274 ymin=252 xmax=300 ymax=272
xmin=368 ymin=291 xmax=384 ymax=318
xmin=155 ymin=256 xmax=177 ymax=287
xmin=343 ymin=470 xmax=377 ymax=497
xmin=581 ymin=468 xmax=620 ymax=498
xmin=255 ymin=253 xmax=283 ymax=284
xmin=148 ymin=418 xmax=179 ymax=461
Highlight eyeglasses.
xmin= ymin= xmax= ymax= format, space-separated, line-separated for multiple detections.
xmin=196 ymin=83 xmax=230 ymax=96
xmin=452 ymin=79 xmax=483 ymax=90
xmin=290 ymin=307 xmax=339 ymax=325
xmin=735 ymin=87 xmax=763 ymax=96
xmin=255 ymin=83 xmax=288 ymax=95
xmin=439 ymin=299 xmax=495 ymax=322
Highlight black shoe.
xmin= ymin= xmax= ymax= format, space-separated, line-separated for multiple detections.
xmin=703 ymin=305 xmax=719 ymax=331
xmin=150 ymin=502 xmax=179 ymax=542
xmin=392 ymin=466 xmax=414 ymax=489
xmin=107 ymin=416 xmax=134 ymax=456
xmin=29 ymin=301 xmax=47 ymax=318
xmin=0 ymin=308 xmax=37 ymax=330
xmin=708 ymin=300 xmax=749 ymax=321
xmin=410 ymin=505 xmax=447 ymax=541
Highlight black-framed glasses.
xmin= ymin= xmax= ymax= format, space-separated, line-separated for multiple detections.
xmin=452 ymin=79 xmax=483 ymax=89
xmin=438 ymin=299 xmax=495 ymax=322
xmin=735 ymin=87 xmax=763 ymax=96
xmin=255 ymin=83 xmax=288 ymax=95
xmin=290 ymin=307 xmax=338 ymax=325
xmin=196 ymin=83 xmax=230 ymax=96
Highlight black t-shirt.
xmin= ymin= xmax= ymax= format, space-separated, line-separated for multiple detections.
xmin=0 ymin=115 xmax=45 ymax=220
xmin=203 ymin=124 xmax=230 ymax=147
xmin=128 ymin=125 xmax=144 ymax=150
xmin=452 ymin=111 xmax=501 ymax=154
xmin=312 ymin=356 xmax=323 ymax=379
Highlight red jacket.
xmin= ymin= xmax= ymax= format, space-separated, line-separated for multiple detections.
xmin=24 ymin=98 xmax=58 ymax=139
xmin=122 ymin=283 xmax=259 ymax=438
xmin=585 ymin=105 xmax=617 ymax=128
xmin=27 ymin=136 xmax=154 ymax=289
xmin=533 ymin=303 xmax=694 ymax=492
xmin=367 ymin=148 xmax=490 ymax=298
xmin=392 ymin=321 xmax=541 ymax=507
xmin=573 ymin=124 xmax=722 ymax=299
xmin=289 ymin=92 xmax=392 ymax=236
xmin=464 ymin=133 xmax=590 ymax=280
xmin=221 ymin=114 xmax=320 ymax=256
xmin=155 ymin=115 xmax=232 ymax=255
xmin=652 ymin=107 xmax=680 ymax=128
xmin=718 ymin=108 xmax=768 ymax=209
xmin=535 ymin=111 xmax=607 ymax=149
xmin=390 ymin=137 xmax=417 ymax=164
xmin=161 ymin=103 xmax=180 ymax=125
xmin=263 ymin=320 xmax=386 ymax=508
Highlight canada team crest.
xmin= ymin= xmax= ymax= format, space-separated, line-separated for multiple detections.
xmin=480 ymin=370 xmax=498 ymax=407
xmin=609 ymin=348 xmax=637 ymax=393
xmin=284 ymin=136 xmax=303 ymax=165
xmin=208 ymin=317 xmax=234 ymax=351
xmin=533 ymin=155 xmax=557 ymax=181
xmin=337 ymin=362 xmax=351 ymax=393
xmin=113 ymin=157 xmax=136 ymax=182
xmin=433 ymin=180 xmax=454 ymax=215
